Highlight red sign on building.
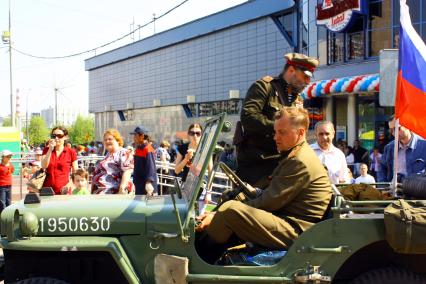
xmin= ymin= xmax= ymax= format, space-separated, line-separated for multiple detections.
xmin=316 ymin=0 xmax=365 ymax=32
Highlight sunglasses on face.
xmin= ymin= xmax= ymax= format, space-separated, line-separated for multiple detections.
xmin=188 ymin=130 xmax=202 ymax=137
xmin=51 ymin=134 xmax=65 ymax=139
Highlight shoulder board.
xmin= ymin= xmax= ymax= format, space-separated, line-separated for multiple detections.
xmin=261 ymin=76 xmax=274 ymax=83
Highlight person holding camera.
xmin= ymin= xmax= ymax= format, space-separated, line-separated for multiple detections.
xmin=41 ymin=126 xmax=78 ymax=195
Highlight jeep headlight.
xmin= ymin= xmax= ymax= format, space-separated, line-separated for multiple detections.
xmin=20 ymin=212 xmax=39 ymax=238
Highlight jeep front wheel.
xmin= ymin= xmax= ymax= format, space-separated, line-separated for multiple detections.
xmin=14 ymin=277 xmax=69 ymax=284
xmin=351 ymin=267 xmax=426 ymax=284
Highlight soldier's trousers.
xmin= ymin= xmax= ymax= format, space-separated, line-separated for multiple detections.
xmin=207 ymin=200 xmax=298 ymax=249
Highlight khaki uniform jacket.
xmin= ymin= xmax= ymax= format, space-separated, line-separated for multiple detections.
xmin=240 ymin=75 xmax=303 ymax=155
xmin=246 ymin=141 xmax=332 ymax=232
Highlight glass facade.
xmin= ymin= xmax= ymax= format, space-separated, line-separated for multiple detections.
xmin=357 ymin=94 xmax=395 ymax=150
xmin=297 ymin=0 xmax=425 ymax=146
xmin=89 ymin=16 xmax=292 ymax=114
xmin=87 ymin=0 xmax=426 ymax=143
xmin=314 ymin=0 xmax=426 ymax=65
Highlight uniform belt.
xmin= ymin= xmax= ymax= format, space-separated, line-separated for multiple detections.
xmin=280 ymin=215 xmax=321 ymax=235
xmin=301 ymin=215 xmax=322 ymax=223
xmin=280 ymin=215 xmax=303 ymax=235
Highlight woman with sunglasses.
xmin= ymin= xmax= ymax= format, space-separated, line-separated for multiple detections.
xmin=175 ymin=123 xmax=203 ymax=182
xmin=41 ymin=126 xmax=78 ymax=194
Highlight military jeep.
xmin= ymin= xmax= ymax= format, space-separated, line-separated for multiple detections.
xmin=1 ymin=113 xmax=426 ymax=284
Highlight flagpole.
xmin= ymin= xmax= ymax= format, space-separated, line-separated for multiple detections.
xmin=391 ymin=119 xmax=400 ymax=196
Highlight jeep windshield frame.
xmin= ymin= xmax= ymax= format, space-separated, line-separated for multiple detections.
xmin=181 ymin=113 xmax=226 ymax=231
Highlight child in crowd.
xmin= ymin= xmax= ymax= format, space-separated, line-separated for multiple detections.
xmin=0 ymin=150 xmax=14 ymax=209
xmin=26 ymin=161 xmax=41 ymax=193
xmin=71 ymin=168 xmax=90 ymax=195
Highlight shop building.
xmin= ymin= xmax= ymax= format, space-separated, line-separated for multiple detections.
xmin=302 ymin=0 xmax=426 ymax=148
xmin=85 ymin=0 xmax=426 ymax=147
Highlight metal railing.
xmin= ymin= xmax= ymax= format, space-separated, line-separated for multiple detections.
xmin=11 ymin=154 xmax=233 ymax=202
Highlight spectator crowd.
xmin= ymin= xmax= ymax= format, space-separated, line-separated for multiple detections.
xmin=0 ymin=123 xmax=238 ymax=212
xmin=1 ymin=113 xmax=425 ymax=212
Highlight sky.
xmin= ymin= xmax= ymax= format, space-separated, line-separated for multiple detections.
xmin=0 ymin=0 xmax=247 ymax=118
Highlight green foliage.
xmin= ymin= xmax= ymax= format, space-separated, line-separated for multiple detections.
xmin=68 ymin=115 xmax=94 ymax=145
xmin=28 ymin=116 xmax=49 ymax=146
xmin=2 ymin=117 xmax=12 ymax=127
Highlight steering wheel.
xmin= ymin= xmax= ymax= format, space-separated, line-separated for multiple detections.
xmin=218 ymin=162 xmax=257 ymax=200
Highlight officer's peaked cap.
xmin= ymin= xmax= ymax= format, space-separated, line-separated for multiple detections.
xmin=284 ymin=53 xmax=319 ymax=78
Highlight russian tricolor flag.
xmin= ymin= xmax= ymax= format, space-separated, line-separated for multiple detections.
xmin=395 ymin=0 xmax=426 ymax=139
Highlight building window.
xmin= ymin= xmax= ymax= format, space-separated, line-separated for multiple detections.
xmin=328 ymin=32 xmax=345 ymax=64
xmin=392 ymin=0 xmax=426 ymax=45
xmin=317 ymin=0 xmax=426 ymax=64
xmin=347 ymin=15 xmax=365 ymax=60
xmin=198 ymin=99 xmax=242 ymax=117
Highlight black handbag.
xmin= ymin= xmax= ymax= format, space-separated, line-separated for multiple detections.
xmin=26 ymin=169 xmax=47 ymax=192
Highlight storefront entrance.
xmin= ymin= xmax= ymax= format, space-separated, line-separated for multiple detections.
xmin=329 ymin=93 xmax=393 ymax=150
xmin=358 ymin=94 xmax=394 ymax=151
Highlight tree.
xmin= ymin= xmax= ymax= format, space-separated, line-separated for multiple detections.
xmin=68 ymin=115 xmax=95 ymax=145
xmin=28 ymin=116 xmax=49 ymax=146
xmin=2 ymin=117 xmax=12 ymax=127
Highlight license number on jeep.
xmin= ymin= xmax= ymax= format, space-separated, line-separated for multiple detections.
xmin=39 ymin=217 xmax=111 ymax=233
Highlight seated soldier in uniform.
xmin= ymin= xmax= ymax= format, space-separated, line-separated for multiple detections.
xmin=196 ymin=106 xmax=332 ymax=264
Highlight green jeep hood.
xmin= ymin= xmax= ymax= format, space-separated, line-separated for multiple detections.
xmin=1 ymin=194 xmax=187 ymax=236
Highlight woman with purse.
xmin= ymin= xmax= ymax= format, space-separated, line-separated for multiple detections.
xmin=0 ymin=150 xmax=14 ymax=209
xmin=91 ymin=129 xmax=134 ymax=194
xmin=41 ymin=126 xmax=78 ymax=195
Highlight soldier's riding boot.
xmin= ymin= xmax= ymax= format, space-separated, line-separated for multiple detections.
xmin=195 ymin=231 xmax=227 ymax=264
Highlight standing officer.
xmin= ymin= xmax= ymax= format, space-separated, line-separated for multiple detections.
xmin=235 ymin=53 xmax=319 ymax=187
xmin=197 ymin=107 xmax=332 ymax=263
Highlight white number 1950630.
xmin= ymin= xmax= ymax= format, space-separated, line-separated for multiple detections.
xmin=39 ymin=217 xmax=111 ymax=233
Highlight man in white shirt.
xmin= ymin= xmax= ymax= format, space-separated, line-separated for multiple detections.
xmin=310 ymin=121 xmax=348 ymax=184
xmin=355 ymin=163 xmax=376 ymax=184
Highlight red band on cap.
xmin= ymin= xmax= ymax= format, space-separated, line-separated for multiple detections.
xmin=287 ymin=59 xmax=315 ymax=72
